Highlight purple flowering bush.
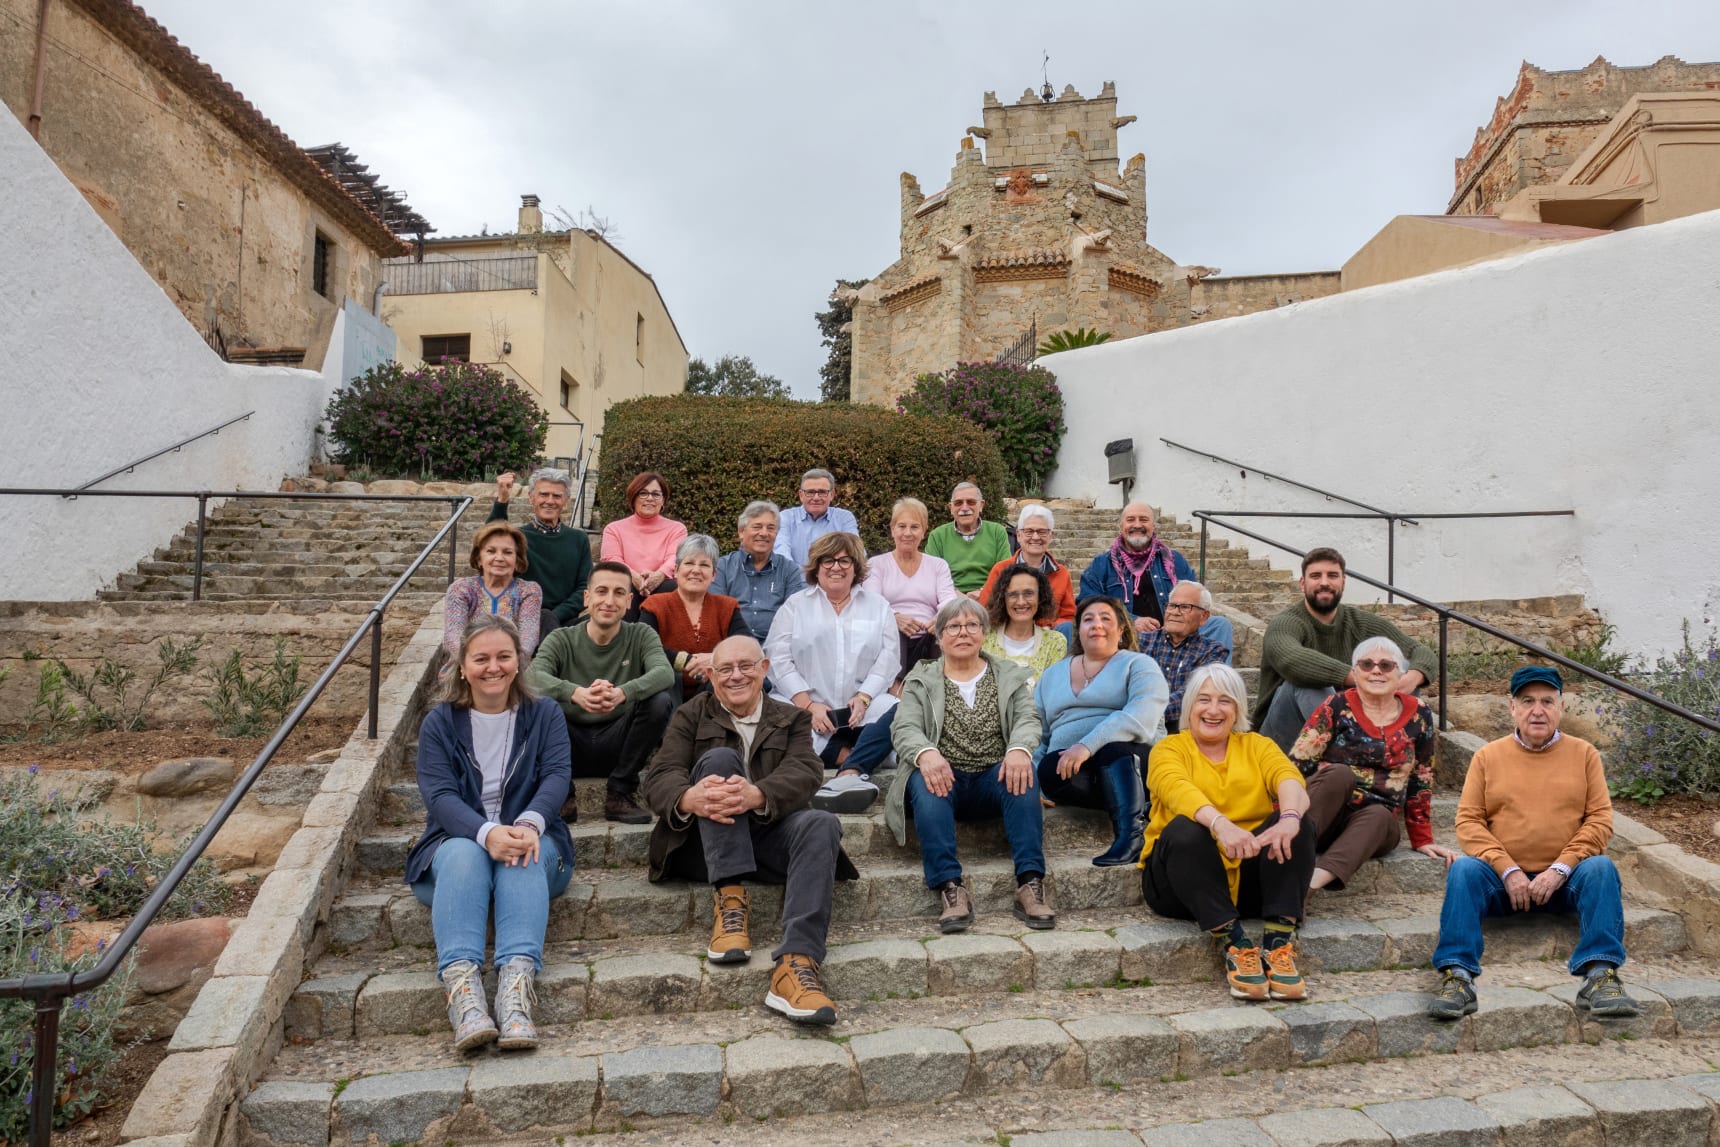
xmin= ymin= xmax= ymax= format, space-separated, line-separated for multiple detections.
xmin=0 ymin=768 xmax=230 ymax=1133
xmin=897 ymin=361 xmax=1065 ymax=495
xmin=1599 ymin=622 xmax=1720 ymax=803
xmin=325 ymin=360 xmax=549 ymax=480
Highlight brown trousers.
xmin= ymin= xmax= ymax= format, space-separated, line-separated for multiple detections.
xmin=1305 ymin=765 xmax=1401 ymax=888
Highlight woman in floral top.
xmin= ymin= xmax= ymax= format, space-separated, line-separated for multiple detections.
xmin=443 ymin=522 xmax=543 ymax=662
xmin=1289 ymin=636 xmax=1458 ymax=894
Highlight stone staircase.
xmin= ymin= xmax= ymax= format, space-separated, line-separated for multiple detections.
xmin=235 ymin=758 xmax=1720 ymax=1145
xmin=98 ymin=497 xmax=465 ymax=604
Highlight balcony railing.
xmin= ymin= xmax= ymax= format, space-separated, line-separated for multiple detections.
xmin=384 ymin=255 xmax=538 ymax=295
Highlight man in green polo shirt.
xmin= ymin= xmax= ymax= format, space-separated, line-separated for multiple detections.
xmin=924 ymin=482 xmax=1012 ymax=595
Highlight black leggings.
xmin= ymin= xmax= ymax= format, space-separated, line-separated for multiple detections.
xmin=1036 ymin=741 xmax=1145 ymax=809
xmin=1141 ymin=814 xmax=1317 ymax=932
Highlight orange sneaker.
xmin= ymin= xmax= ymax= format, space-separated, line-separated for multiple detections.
xmin=1265 ymin=941 xmax=1307 ymax=1001
xmin=766 ymin=954 xmax=837 ymax=1025
xmin=1225 ymin=945 xmax=1269 ymax=1000
xmin=707 ymin=885 xmax=751 ymax=964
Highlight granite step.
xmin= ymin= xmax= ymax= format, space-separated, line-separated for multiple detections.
xmin=246 ymin=970 xmax=1720 ymax=1142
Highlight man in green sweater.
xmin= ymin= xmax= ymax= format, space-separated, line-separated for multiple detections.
xmin=924 ymin=482 xmax=1012 ymax=595
xmin=529 ymin=561 xmax=675 ymax=823
xmin=1254 ymin=547 xmax=1439 ymax=750
xmin=490 ymin=468 xmax=593 ymax=631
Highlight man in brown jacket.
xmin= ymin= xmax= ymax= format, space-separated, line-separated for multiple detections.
xmin=640 ymin=635 xmax=856 ymax=1025
xmin=1427 ymin=666 xmax=1637 ymax=1020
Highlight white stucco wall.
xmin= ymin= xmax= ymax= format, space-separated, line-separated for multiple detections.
xmin=0 ymin=110 xmax=326 ymax=601
xmin=1046 ymin=208 xmax=1720 ymax=658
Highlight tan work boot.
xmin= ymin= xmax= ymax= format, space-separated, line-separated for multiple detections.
xmin=1012 ymin=875 xmax=1056 ymax=930
xmin=765 ymin=954 xmax=838 ymax=1025
xmin=707 ymin=885 xmax=752 ymax=964
xmin=937 ymin=880 xmax=974 ymax=933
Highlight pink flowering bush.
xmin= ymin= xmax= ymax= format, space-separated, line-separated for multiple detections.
xmin=325 ymin=361 xmax=548 ymax=480
xmin=897 ymin=361 xmax=1065 ymax=495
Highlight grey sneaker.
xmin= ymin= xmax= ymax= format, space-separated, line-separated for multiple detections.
xmin=1426 ymin=969 xmax=1478 ymax=1020
xmin=1576 ymin=967 xmax=1640 ymax=1018
xmin=937 ymin=880 xmax=974 ymax=933
xmin=494 ymin=956 xmax=540 ymax=1049
xmin=441 ymin=960 xmax=497 ymax=1052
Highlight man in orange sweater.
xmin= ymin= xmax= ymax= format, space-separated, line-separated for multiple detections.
xmin=1428 ymin=666 xmax=1637 ymax=1019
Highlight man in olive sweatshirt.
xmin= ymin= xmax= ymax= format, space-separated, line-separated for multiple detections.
xmin=1254 ymin=547 xmax=1438 ymax=750
xmin=489 ymin=468 xmax=593 ymax=631
xmin=1427 ymin=666 xmax=1637 ymax=1020
xmin=528 ymin=561 xmax=674 ymax=823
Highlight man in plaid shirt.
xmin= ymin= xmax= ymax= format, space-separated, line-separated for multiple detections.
xmin=1137 ymin=581 xmax=1231 ymax=733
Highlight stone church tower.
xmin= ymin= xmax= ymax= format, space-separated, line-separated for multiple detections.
xmin=847 ymin=82 xmax=1336 ymax=406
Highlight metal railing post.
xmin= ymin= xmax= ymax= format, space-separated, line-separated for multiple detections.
xmin=368 ymin=614 xmax=383 ymax=739
xmin=192 ymin=492 xmax=209 ymax=601
xmin=1386 ymin=518 xmax=1396 ymax=604
xmin=446 ymin=499 xmax=459 ymax=585
xmin=1438 ymin=614 xmax=1449 ymax=731
xmin=30 ymin=998 xmax=62 ymax=1147
xmin=1198 ymin=520 xmax=1208 ymax=582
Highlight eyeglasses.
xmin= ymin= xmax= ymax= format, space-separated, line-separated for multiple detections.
xmin=942 ymin=621 xmax=984 ymax=635
xmin=1355 ymin=659 xmax=1399 ymax=673
xmin=818 ymin=556 xmax=854 ymax=569
xmin=1004 ymin=590 xmax=1039 ymax=602
xmin=635 ymin=490 xmax=664 ymax=500
xmin=1164 ymin=602 xmax=1207 ymax=614
xmin=713 ymin=660 xmax=763 ymax=679
xmin=1018 ymin=528 xmax=1051 ymax=539
xmin=800 ymin=487 xmax=832 ymax=498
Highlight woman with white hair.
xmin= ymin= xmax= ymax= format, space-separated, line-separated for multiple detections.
xmin=1289 ymin=636 xmax=1457 ymax=894
xmin=978 ymin=504 xmax=1076 ymax=628
xmin=640 ymin=534 xmax=752 ymax=699
xmin=1141 ymin=663 xmax=1315 ymax=1003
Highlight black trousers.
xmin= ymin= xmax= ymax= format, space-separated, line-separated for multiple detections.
xmin=1141 ymin=814 xmax=1318 ymax=932
xmin=1036 ymin=741 xmax=1146 ymax=808
xmin=566 ymin=690 xmax=674 ymax=797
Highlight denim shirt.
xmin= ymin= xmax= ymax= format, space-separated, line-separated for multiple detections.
xmin=713 ymin=548 xmax=807 ymax=639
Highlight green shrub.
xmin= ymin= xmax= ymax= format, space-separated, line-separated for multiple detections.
xmin=1037 ymin=327 xmax=1112 ymax=356
xmin=595 ymin=396 xmax=1009 ymax=553
xmin=896 ymin=361 xmax=1066 ymax=496
xmin=202 ymin=639 xmax=307 ymax=737
xmin=325 ymin=360 xmax=548 ymax=480
xmin=55 ymin=638 xmax=201 ymax=735
xmin=1600 ymin=622 xmax=1720 ymax=804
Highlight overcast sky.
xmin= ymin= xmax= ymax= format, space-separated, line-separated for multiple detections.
xmin=143 ymin=1 xmax=1720 ymax=398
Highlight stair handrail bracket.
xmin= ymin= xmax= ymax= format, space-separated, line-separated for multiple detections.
xmin=0 ymin=485 xmax=472 ymax=1147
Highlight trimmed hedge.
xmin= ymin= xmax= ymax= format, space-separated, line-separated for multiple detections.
xmin=596 ymin=396 xmax=1010 ymax=553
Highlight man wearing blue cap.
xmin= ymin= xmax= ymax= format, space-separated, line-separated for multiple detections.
xmin=1427 ymin=665 xmax=1638 ymax=1019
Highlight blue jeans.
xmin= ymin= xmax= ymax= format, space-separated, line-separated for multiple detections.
xmin=412 ymin=835 xmax=573 ymax=975
xmin=907 ymin=764 xmax=1045 ymax=889
xmin=842 ymin=707 xmax=897 ymax=775
xmin=1431 ymin=854 xmax=1626 ymax=978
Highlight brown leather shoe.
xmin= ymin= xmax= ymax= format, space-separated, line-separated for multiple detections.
xmin=937 ymin=880 xmax=974 ymax=933
xmin=766 ymin=954 xmax=837 ymax=1025
xmin=707 ymin=885 xmax=752 ymax=964
xmin=1012 ymin=876 xmax=1056 ymax=930
xmin=604 ymin=791 xmax=651 ymax=824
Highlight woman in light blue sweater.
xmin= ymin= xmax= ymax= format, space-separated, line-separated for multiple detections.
xmin=1034 ymin=596 xmax=1169 ymax=866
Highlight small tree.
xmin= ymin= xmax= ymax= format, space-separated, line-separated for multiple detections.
xmin=326 ymin=360 xmax=548 ymax=480
xmin=815 ymin=279 xmax=868 ymax=402
xmin=897 ymin=361 xmax=1066 ymax=495
xmin=685 ymin=355 xmax=790 ymax=399
xmin=1037 ymin=327 xmax=1112 ymax=356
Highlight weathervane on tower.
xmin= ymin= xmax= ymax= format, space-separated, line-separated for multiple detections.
xmin=1040 ymin=51 xmax=1054 ymax=102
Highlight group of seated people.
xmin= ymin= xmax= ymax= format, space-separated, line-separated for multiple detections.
xmin=412 ymin=469 xmax=1642 ymax=1053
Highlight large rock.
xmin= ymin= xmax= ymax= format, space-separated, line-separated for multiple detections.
xmin=137 ymin=758 xmax=236 ymax=798
xmin=124 ymin=917 xmax=233 ymax=1039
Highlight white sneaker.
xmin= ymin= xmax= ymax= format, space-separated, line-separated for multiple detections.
xmin=812 ymin=773 xmax=879 ymax=814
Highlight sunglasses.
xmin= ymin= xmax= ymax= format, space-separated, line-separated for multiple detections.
xmin=1355 ymin=659 xmax=1399 ymax=673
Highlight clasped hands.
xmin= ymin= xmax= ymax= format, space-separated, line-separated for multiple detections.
xmin=678 ymin=774 xmax=766 ymax=825
xmin=1503 ymin=866 xmax=1566 ymax=911
xmin=571 ymin=678 xmax=627 ymax=715
xmin=484 ymin=823 xmax=540 ymax=866
xmin=1210 ymin=814 xmax=1300 ymax=863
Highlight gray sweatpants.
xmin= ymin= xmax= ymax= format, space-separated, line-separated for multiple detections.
xmin=668 ymin=748 xmax=842 ymax=964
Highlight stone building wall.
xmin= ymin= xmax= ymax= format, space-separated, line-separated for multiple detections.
xmin=1450 ymin=55 xmax=1720 ymax=216
xmin=0 ymin=0 xmax=406 ymax=358
xmin=1187 ymin=272 xmax=1342 ymax=325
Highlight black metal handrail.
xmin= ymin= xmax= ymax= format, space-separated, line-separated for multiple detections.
xmin=69 ymin=412 xmax=255 ymax=495
xmin=1192 ymin=511 xmax=1720 ymax=742
xmin=1162 ymin=437 xmax=1404 ymax=520
xmin=0 ymin=486 xmax=471 ymax=1145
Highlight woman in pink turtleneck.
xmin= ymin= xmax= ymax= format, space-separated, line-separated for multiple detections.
xmin=601 ymin=471 xmax=688 ymax=609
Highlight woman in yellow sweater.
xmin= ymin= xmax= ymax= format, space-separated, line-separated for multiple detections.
xmin=1141 ymin=663 xmax=1315 ymax=1002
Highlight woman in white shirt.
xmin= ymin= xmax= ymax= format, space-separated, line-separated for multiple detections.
xmin=765 ymin=532 xmax=899 ymax=812
xmin=865 ymin=497 xmax=960 ymax=684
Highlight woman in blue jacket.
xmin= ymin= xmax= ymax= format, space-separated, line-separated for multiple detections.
xmin=1035 ymin=596 xmax=1169 ymax=866
xmin=405 ymin=614 xmax=574 ymax=1052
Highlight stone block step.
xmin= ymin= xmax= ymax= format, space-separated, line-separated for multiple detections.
xmin=251 ymin=973 xmax=1720 ymax=1140
xmin=299 ymin=904 xmax=1690 ymax=1037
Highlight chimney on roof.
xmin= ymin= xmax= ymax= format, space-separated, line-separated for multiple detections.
xmin=519 ymin=194 xmax=543 ymax=234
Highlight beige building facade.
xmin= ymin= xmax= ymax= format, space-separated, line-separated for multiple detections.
xmin=849 ymin=82 xmax=1336 ymax=406
xmin=382 ymin=197 xmax=688 ymax=464
xmin=0 ymin=0 xmax=409 ymax=364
